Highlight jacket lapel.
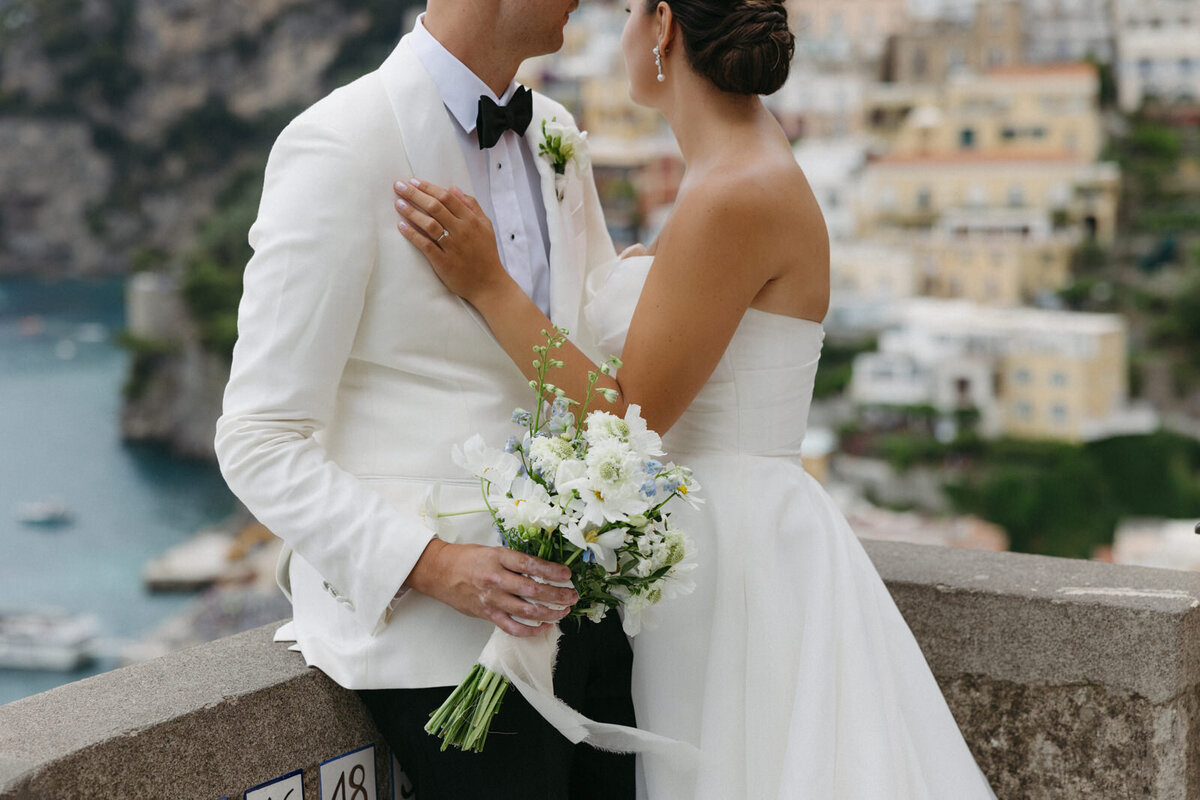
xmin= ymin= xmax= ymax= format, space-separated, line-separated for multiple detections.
xmin=380 ymin=36 xmax=475 ymax=198
xmin=378 ymin=36 xmax=491 ymax=333
xmin=525 ymin=95 xmax=583 ymax=339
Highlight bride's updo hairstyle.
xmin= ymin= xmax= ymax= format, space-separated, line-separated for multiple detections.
xmin=657 ymin=0 xmax=794 ymax=95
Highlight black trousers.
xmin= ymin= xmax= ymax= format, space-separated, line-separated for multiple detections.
xmin=358 ymin=613 xmax=636 ymax=800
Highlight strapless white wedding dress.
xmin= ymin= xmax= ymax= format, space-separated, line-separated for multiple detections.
xmin=584 ymin=256 xmax=996 ymax=800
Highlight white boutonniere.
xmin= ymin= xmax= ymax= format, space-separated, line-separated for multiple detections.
xmin=538 ymin=117 xmax=590 ymax=200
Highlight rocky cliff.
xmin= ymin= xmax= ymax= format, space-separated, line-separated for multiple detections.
xmin=0 ymin=0 xmax=415 ymax=456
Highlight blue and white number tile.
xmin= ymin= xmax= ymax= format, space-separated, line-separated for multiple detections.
xmin=245 ymin=769 xmax=304 ymax=800
xmin=320 ymin=744 xmax=377 ymax=800
xmin=390 ymin=750 xmax=415 ymax=800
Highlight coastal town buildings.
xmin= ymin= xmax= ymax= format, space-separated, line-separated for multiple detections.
xmin=850 ymin=299 xmax=1156 ymax=442
xmin=1111 ymin=0 xmax=1200 ymax=110
xmin=787 ymin=0 xmax=910 ymax=65
xmin=1022 ymin=0 xmax=1116 ymax=64
xmin=1108 ymin=518 xmax=1200 ymax=570
xmin=858 ymin=62 xmax=1119 ymax=244
xmin=883 ymin=1 xmax=1024 ymax=85
xmin=917 ymin=207 xmax=1078 ymax=305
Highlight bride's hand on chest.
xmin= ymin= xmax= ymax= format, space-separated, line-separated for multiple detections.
xmin=393 ymin=178 xmax=514 ymax=305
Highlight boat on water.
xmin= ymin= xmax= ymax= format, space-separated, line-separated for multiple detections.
xmin=14 ymin=498 xmax=73 ymax=526
xmin=0 ymin=610 xmax=100 ymax=671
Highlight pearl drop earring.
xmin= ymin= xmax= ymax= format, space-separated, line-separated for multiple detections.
xmin=653 ymin=45 xmax=665 ymax=82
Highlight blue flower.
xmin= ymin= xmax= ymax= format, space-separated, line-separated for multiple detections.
xmin=640 ymin=480 xmax=658 ymax=498
xmin=504 ymin=436 xmax=521 ymax=453
xmin=644 ymin=460 xmax=663 ymax=473
xmin=512 ymin=409 xmax=532 ymax=427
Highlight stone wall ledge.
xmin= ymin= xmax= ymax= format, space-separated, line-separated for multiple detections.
xmin=2 ymin=540 xmax=1200 ymax=799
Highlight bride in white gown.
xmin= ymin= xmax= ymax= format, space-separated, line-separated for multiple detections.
xmin=392 ymin=0 xmax=996 ymax=795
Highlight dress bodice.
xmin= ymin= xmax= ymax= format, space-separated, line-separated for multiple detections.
xmin=584 ymin=256 xmax=825 ymax=457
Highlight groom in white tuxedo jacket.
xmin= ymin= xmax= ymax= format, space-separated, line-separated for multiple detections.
xmin=214 ymin=2 xmax=634 ymax=797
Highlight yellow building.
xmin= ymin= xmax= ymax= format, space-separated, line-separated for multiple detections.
xmin=851 ymin=299 xmax=1155 ymax=443
xmin=890 ymin=64 xmax=1105 ymax=163
xmin=918 ymin=208 xmax=1077 ymax=305
xmin=860 ymin=61 xmax=1118 ymax=241
xmin=858 ymin=153 xmax=1119 ymax=244
xmin=999 ymin=314 xmax=1130 ymax=441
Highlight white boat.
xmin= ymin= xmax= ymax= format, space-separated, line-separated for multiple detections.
xmin=0 ymin=609 xmax=100 ymax=671
xmin=14 ymin=498 xmax=73 ymax=526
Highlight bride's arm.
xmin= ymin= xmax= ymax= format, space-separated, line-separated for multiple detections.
xmin=394 ymin=177 xmax=780 ymax=434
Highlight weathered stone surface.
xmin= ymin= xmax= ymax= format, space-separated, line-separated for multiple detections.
xmin=0 ymin=624 xmax=391 ymax=800
xmin=0 ymin=119 xmax=114 ymax=276
xmin=863 ymin=540 xmax=1200 ymax=702
xmin=4 ymin=544 xmax=1200 ymax=798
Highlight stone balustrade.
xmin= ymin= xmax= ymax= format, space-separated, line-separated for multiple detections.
xmin=3 ymin=540 xmax=1200 ymax=799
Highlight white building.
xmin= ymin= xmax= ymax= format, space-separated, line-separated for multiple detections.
xmin=769 ymin=67 xmax=870 ymax=140
xmin=849 ymin=298 xmax=1157 ymax=441
xmin=1023 ymin=0 xmax=1116 ymax=64
xmin=1111 ymin=518 xmax=1200 ymax=571
xmin=1111 ymin=0 xmax=1200 ymax=110
xmin=793 ymin=137 xmax=871 ymax=240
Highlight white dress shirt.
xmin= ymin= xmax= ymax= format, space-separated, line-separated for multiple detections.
xmin=409 ymin=15 xmax=552 ymax=316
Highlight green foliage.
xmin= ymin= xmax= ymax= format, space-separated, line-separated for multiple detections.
xmin=813 ymin=337 xmax=876 ymax=399
xmin=181 ymin=165 xmax=265 ymax=357
xmin=164 ymin=96 xmax=256 ymax=171
xmin=324 ymin=0 xmax=422 ymax=85
xmin=1071 ymin=241 xmax=1109 ymax=273
xmin=946 ymin=432 xmax=1200 ymax=558
xmin=130 ymin=246 xmax=169 ymax=274
xmin=118 ymin=332 xmax=180 ymax=401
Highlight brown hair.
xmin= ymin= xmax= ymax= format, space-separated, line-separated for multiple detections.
xmin=654 ymin=0 xmax=794 ymax=95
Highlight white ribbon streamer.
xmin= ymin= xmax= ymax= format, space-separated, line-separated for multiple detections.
xmin=477 ymin=624 xmax=699 ymax=768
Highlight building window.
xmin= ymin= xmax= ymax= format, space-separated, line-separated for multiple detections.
xmin=1138 ymin=58 xmax=1153 ymax=79
xmin=1052 ymin=371 xmax=1068 ymax=386
xmin=1015 ymin=368 xmax=1032 ymax=384
xmin=1052 ymin=404 xmax=1069 ymax=424
xmin=1007 ymin=185 xmax=1025 ymax=207
xmin=1001 ymin=127 xmax=1017 ymax=140
xmin=1015 ymin=401 xmax=1033 ymax=420
xmin=960 ymin=128 xmax=976 ymax=148
xmin=917 ymin=188 xmax=933 ymax=211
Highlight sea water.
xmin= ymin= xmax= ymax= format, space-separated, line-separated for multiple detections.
xmin=0 ymin=277 xmax=235 ymax=705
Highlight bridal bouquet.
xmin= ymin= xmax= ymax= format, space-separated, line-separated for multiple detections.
xmin=426 ymin=327 xmax=699 ymax=753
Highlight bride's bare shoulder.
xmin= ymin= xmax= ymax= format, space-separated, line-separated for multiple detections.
xmin=672 ymin=157 xmax=823 ymax=247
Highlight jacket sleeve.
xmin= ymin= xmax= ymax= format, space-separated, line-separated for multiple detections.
xmin=214 ymin=116 xmax=434 ymax=635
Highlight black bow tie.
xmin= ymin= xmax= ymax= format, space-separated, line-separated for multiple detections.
xmin=476 ymin=86 xmax=533 ymax=149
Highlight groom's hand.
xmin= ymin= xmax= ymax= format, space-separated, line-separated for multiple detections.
xmin=404 ymin=539 xmax=578 ymax=637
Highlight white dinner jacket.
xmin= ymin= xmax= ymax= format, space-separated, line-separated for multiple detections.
xmin=214 ymin=35 xmax=616 ymax=690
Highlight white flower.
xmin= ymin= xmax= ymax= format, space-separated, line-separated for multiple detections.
xmin=528 ymin=435 xmax=575 ymax=484
xmin=581 ymin=603 xmax=609 ymax=624
xmin=452 ymin=434 xmax=522 ymax=488
xmin=495 ymin=478 xmax=563 ymax=532
xmin=614 ymin=587 xmax=654 ymax=637
xmin=564 ymin=521 xmax=628 ymax=572
xmin=583 ymin=405 xmax=663 ymax=459
xmin=419 ymin=482 xmax=442 ymax=534
xmin=541 ymin=118 xmax=590 ymax=173
xmin=620 ymin=405 xmax=664 ymax=458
